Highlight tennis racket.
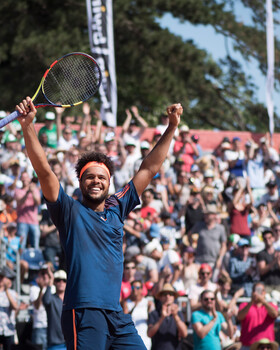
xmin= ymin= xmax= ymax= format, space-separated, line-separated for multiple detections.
xmin=0 ymin=52 xmax=102 ymax=129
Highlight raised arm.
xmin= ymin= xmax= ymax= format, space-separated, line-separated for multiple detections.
xmin=132 ymin=103 xmax=182 ymax=196
xmin=16 ymin=97 xmax=60 ymax=202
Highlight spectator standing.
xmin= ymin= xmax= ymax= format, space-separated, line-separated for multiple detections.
xmin=15 ymin=171 xmax=41 ymax=249
xmin=191 ymin=289 xmax=234 ymax=350
xmin=190 ymin=205 xmax=227 ymax=272
xmin=148 ymin=283 xmax=187 ymax=350
xmin=41 ymin=269 xmax=67 ymax=350
xmin=123 ymin=280 xmax=153 ymax=350
xmin=121 ymin=106 xmax=148 ymax=155
xmin=188 ymin=264 xmax=218 ymax=312
xmin=38 ymin=112 xmax=57 ymax=149
xmin=257 ymin=229 xmax=280 ymax=294
xmin=237 ymin=282 xmax=278 ymax=350
xmin=173 ymin=125 xmax=199 ymax=173
xmin=0 ymin=267 xmax=18 ymax=350
xmin=120 ymin=260 xmax=138 ymax=302
xmin=30 ymin=265 xmax=54 ymax=350
xmin=229 ymin=238 xmax=255 ymax=297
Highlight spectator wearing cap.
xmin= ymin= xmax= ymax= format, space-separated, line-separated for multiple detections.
xmin=148 ymin=283 xmax=187 ymax=350
xmin=173 ymin=124 xmax=199 ymax=173
xmin=157 ymin=212 xmax=179 ymax=250
xmin=259 ymin=180 xmax=279 ymax=206
xmin=250 ymin=338 xmax=279 ymax=350
xmin=38 ymin=111 xmax=57 ymax=149
xmin=121 ymin=106 xmax=148 ymax=155
xmin=132 ymin=139 xmax=150 ymax=170
xmin=237 ymin=282 xmax=278 ymax=350
xmin=189 ymin=204 xmax=227 ymax=273
xmin=41 ymin=269 xmax=67 ymax=350
xmin=188 ymin=264 xmax=218 ymax=311
xmin=256 ymin=230 xmax=280 ymax=294
xmin=191 ymin=134 xmax=203 ymax=158
xmin=0 ymin=133 xmax=23 ymax=172
xmin=224 ymin=137 xmax=245 ymax=178
xmin=229 ymin=238 xmax=255 ymax=297
xmin=116 ymin=138 xmax=139 ymax=188
xmin=191 ymin=289 xmax=234 ymax=350
xmin=0 ymin=266 xmax=18 ymax=350
xmin=123 ymin=280 xmax=153 ymax=350
xmin=125 ymin=245 xmax=159 ymax=284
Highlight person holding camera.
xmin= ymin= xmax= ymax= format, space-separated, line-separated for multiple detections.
xmin=237 ymin=282 xmax=278 ymax=350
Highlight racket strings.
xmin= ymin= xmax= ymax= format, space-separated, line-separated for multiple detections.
xmin=43 ymin=54 xmax=101 ymax=105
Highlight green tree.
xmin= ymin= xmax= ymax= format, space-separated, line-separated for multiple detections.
xmin=0 ymin=0 xmax=279 ymax=131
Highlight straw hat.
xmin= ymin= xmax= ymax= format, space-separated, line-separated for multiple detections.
xmin=156 ymin=283 xmax=179 ymax=299
xmin=250 ymin=338 xmax=279 ymax=350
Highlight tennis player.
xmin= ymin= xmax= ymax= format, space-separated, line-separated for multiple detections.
xmin=16 ymin=97 xmax=182 ymax=350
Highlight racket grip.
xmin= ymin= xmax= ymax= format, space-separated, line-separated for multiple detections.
xmin=0 ymin=110 xmax=21 ymax=129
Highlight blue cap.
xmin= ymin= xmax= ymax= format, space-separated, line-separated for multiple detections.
xmin=237 ymin=238 xmax=250 ymax=247
xmin=149 ymin=224 xmax=160 ymax=238
xmin=232 ymin=137 xmax=241 ymax=142
xmin=160 ymin=236 xmax=170 ymax=244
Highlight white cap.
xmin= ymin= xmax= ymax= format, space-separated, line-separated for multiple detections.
xmin=0 ymin=111 xmax=6 ymax=119
xmin=45 ymin=112 xmax=55 ymax=121
xmin=140 ymin=141 xmax=150 ymax=149
xmin=143 ymin=239 xmax=163 ymax=256
xmin=204 ymin=169 xmax=214 ymax=178
xmin=54 ymin=270 xmax=67 ymax=280
xmin=180 ymin=125 xmax=189 ymax=133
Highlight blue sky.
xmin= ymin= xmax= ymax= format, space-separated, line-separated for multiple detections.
xmin=157 ymin=3 xmax=274 ymax=106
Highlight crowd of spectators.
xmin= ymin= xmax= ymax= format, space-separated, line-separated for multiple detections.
xmin=1 ymin=103 xmax=280 ymax=349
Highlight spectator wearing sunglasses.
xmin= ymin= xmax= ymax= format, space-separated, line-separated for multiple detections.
xmin=188 ymin=264 xmax=218 ymax=312
xmin=123 ymin=280 xmax=153 ymax=350
xmin=250 ymin=338 xmax=279 ymax=350
xmin=237 ymin=282 xmax=278 ymax=350
xmin=191 ymin=290 xmax=234 ymax=350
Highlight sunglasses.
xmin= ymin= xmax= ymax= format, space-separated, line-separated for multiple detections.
xmin=203 ymin=297 xmax=215 ymax=301
xmin=131 ymin=285 xmax=142 ymax=290
xmin=125 ymin=266 xmax=136 ymax=270
xmin=54 ymin=278 xmax=66 ymax=283
xmin=258 ymin=346 xmax=272 ymax=350
xmin=200 ymin=271 xmax=211 ymax=275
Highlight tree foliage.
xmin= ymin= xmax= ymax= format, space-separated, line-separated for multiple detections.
xmin=0 ymin=0 xmax=279 ymax=131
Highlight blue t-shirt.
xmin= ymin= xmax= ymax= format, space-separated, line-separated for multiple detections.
xmin=46 ymin=180 xmax=140 ymax=311
xmin=191 ymin=309 xmax=225 ymax=350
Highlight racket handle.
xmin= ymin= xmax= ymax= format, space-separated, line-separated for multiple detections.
xmin=0 ymin=110 xmax=21 ymax=129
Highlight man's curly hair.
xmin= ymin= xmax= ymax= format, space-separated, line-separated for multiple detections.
xmin=75 ymin=151 xmax=114 ymax=179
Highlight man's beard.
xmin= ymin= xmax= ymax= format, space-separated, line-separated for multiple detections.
xmin=82 ymin=189 xmax=109 ymax=205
